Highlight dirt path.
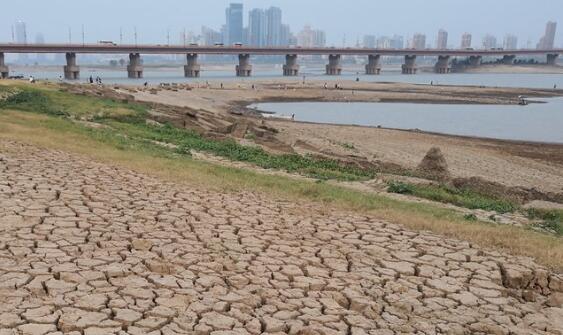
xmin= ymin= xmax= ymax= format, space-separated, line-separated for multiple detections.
xmin=1 ymin=140 xmax=562 ymax=334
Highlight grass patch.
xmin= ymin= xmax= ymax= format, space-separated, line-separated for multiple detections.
xmin=0 ymin=84 xmax=374 ymax=182
xmin=388 ymin=181 xmax=518 ymax=213
xmin=527 ymin=208 xmax=563 ymax=236
xmin=341 ymin=142 xmax=356 ymax=150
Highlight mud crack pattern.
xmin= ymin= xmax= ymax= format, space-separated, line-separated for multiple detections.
xmin=0 ymin=141 xmax=562 ymax=335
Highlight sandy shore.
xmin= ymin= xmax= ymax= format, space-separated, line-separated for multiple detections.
xmin=118 ymin=80 xmax=563 ymax=194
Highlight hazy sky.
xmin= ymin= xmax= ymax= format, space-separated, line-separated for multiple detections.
xmin=2 ymin=0 xmax=562 ymax=47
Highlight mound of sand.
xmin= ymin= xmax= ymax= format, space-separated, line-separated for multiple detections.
xmin=417 ymin=147 xmax=449 ymax=180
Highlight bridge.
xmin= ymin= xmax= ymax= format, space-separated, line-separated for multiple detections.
xmin=0 ymin=43 xmax=561 ymax=79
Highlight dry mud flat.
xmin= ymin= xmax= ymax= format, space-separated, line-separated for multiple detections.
xmin=0 ymin=140 xmax=562 ymax=335
xmin=125 ymin=81 xmax=563 ymax=195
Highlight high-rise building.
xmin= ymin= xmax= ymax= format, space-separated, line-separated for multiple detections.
xmin=482 ymin=34 xmax=497 ymax=49
xmin=411 ymin=33 xmax=426 ymax=49
xmin=281 ymin=24 xmax=291 ymax=46
xmin=537 ymin=21 xmax=557 ymax=49
xmin=376 ymin=36 xmax=388 ymax=49
xmin=15 ymin=20 xmax=28 ymax=63
xmin=201 ymin=26 xmax=223 ymax=46
xmin=437 ymin=29 xmax=448 ymax=49
xmin=265 ymin=7 xmax=282 ymax=46
xmin=313 ymin=30 xmax=326 ymax=47
xmin=248 ymin=9 xmax=267 ymax=46
xmin=363 ymin=35 xmax=376 ymax=48
xmin=503 ymin=34 xmax=518 ymax=50
xmin=390 ymin=35 xmax=404 ymax=49
xmin=15 ymin=20 xmax=27 ymax=44
xmin=225 ymin=3 xmax=243 ymax=45
xmin=461 ymin=33 xmax=472 ymax=49
xmin=35 ymin=33 xmax=46 ymax=63
xmin=297 ymin=25 xmax=326 ymax=47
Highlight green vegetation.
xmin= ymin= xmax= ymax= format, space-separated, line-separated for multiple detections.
xmin=0 ymin=85 xmax=374 ymax=181
xmin=527 ymin=208 xmax=563 ymax=236
xmin=341 ymin=142 xmax=356 ymax=150
xmin=464 ymin=213 xmax=478 ymax=221
xmin=387 ymin=181 xmax=518 ymax=213
xmin=1 ymin=86 xmax=146 ymax=120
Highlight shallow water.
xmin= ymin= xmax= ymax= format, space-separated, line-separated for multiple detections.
xmin=252 ymin=99 xmax=563 ymax=144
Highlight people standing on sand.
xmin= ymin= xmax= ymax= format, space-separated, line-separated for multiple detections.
xmin=291 ymin=114 xmax=295 ymax=121
xmin=220 ymin=83 xmax=224 ymax=89
xmin=89 ymin=76 xmax=94 ymax=84
xmin=554 ymin=84 xmax=557 ymax=89
xmin=144 ymin=82 xmax=148 ymax=87
xmin=252 ymin=84 xmax=255 ymax=90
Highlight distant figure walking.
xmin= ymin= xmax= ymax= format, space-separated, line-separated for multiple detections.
xmin=554 ymin=84 xmax=558 ymax=89
xmin=302 ymin=76 xmax=306 ymax=84
xmin=356 ymin=77 xmax=360 ymax=82
xmin=220 ymin=82 xmax=224 ymax=89
xmin=291 ymin=114 xmax=295 ymax=121
xmin=89 ymin=76 xmax=94 ymax=84
xmin=324 ymin=83 xmax=328 ymax=90
xmin=144 ymin=82 xmax=148 ymax=87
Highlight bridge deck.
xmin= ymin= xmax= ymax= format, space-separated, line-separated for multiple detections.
xmin=0 ymin=43 xmax=561 ymax=56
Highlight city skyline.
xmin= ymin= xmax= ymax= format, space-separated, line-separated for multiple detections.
xmin=1 ymin=0 xmax=562 ymax=48
xmin=4 ymin=17 xmax=558 ymax=53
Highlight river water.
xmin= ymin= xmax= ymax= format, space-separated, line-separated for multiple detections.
xmin=252 ymin=99 xmax=563 ymax=144
xmin=10 ymin=66 xmax=563 ymax=143
xmin=9 ymin=66 xmax=563 ymax=89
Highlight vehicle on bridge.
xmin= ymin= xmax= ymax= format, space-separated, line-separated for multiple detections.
xmin=98 ymin=41 xmax=117 ymax=46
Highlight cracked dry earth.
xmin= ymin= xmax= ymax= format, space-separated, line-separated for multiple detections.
xmin=1 ymin=140 xmax=563 ymax=335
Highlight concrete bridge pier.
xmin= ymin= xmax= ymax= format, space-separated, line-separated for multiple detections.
xmin=127 ymin=53 xmax=144 ymax=79
xmin=547 ymin=53 xmax=559 ymax=66
xmin=434 ymin=55 xmax=451 ymax=74
xmin=365 ymin=55 xmax=381 ymax=75
xmin=0 ymin=53 xmax=8 ymax=79
xmin=236 ymin=54 xmax=252 ymax=77
xmin=402 ymin=55 xmax=417 ymax=74
xmin=283 ymin=54 xmax=299 ymax=76
xmin=326 ymin=54 xmax=342 ymax=75
xmin=468 ymin=55 xmax=482 ymax=67
xmin=184 ymin=53 xmax=201 ymax=78
xmin=501 ymin=55 xmax=516 ymax=65
xmin=63 ymin=52 xmax=80 ymax=80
